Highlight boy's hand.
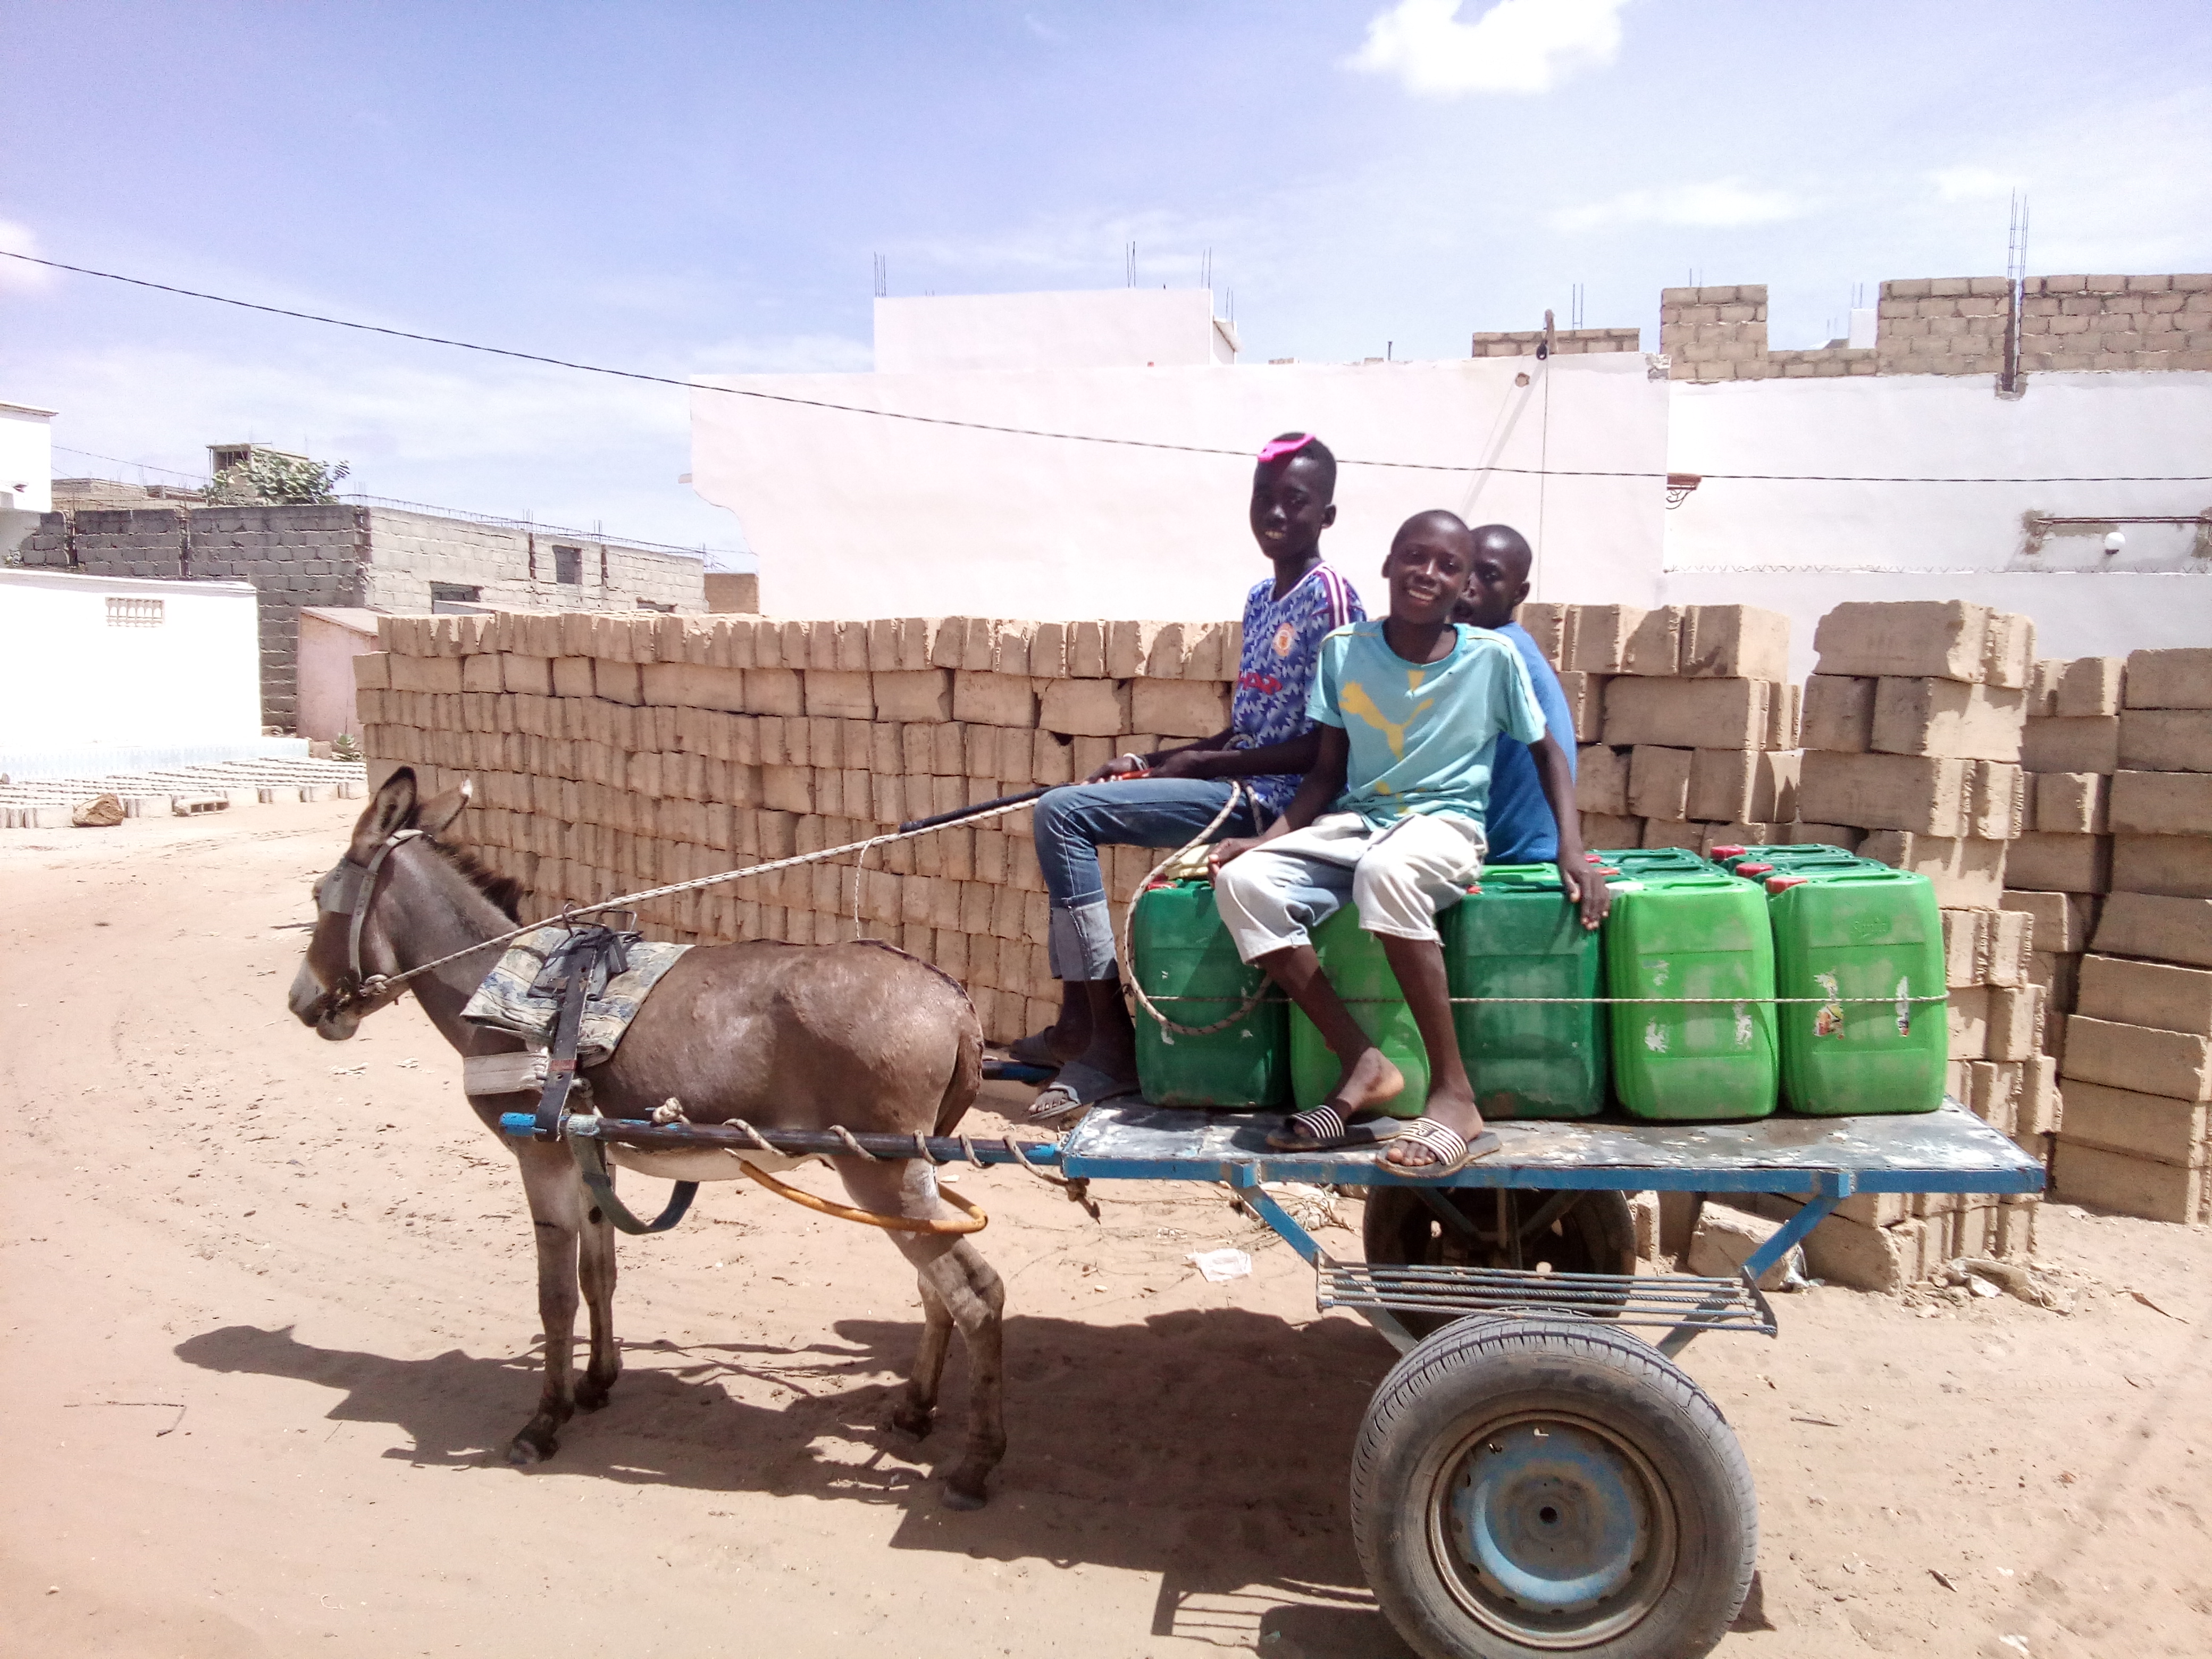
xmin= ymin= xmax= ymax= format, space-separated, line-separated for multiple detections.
xmin=1147 ymin=749 xmax=1214 ymax=780
xmin=1207 ymin=837 xmax=1261 ymax=878
xmin=1087 ymin=751 xmax=1154 ymax=783
xmin=1559 ymin=857 xmax=1613 ymax=931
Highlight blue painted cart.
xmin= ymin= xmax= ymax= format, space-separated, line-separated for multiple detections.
xmin=511 ymin=1094 xmax=2041 ymax=1659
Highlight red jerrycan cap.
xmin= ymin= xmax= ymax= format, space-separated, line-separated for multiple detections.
xmin=1766 ymin=873 xmax=1809 ymax=893
xmin=1735 ymin=862 xmax=1775 ymax=878
xmin=1711 ymin=844 xmax=1746 ymax=859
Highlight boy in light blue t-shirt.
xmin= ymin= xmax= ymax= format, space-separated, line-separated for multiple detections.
xmin=1210 ymin=510 xmax=1610 ymax=1175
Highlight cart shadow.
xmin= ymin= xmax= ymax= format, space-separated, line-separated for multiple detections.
xmin=175 ymin=1307 xmax=1414 ymax=1654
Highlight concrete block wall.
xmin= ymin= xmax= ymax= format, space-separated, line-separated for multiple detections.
xmin=1874 ymin=276 xmax=2016 ymax=376
xmin=1470 ymin=327 xmax=1641 ymax=358
xmin=2044 ymin=647 xmax=2212 ymax=1222
xmin=1658 ymin=285 xmax=1768 ymax=382
xmin=360 ymin=508 xmax=706 ymax=615
xmin=2018 ymin=273 xmax=2212 ymax=374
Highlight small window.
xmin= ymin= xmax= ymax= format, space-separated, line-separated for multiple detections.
xmin=430 ymin=582 xmax=482 ymax=605
xmin=107 ymin=596 xmax=164 ymax=627
xmin=552 ymin=544 xmax=583 ymax=585
xmin=635 ymin=598 xmax=675 ymax=613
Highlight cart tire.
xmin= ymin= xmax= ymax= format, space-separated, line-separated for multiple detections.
xmin=1351 ymin=1317 xmax=1754 ymax=1659
xmin=1363 ymin=1188 xmax=1638 ymax=1339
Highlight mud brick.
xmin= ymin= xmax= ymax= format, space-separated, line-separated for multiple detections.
xmin=588 ymin=659 xmax=640 ymax=706
xmin=1105 ymin=621 xmax=1165 ymax=678
xmin=350 ymin=652 xmax=392 ymax=692
xmin=2052 ymin=1141 xmax=2207 ymax=1222
xmin=1948 ymin=987 xmax=1991 ymax=1059
xmin=2096 ymin=892 xmax=2212 ymax=968
xmin=2112 ymin=834 xmax=2212 ymax=898
xmin=1766 ymin=682 xmax=1800 ymax=750
xmin=1557 ymin=673 xmax=1611 ymax=741
xmin=1641 ymin=819 xmax=1702 ymax=852
xmin=987 ymin=621 xmax=1036 ymax=677
xmin=1579 ymin=812 xmax=1641 ymax=850
xmin=1941 ymin=909 xmax=1985 ymax=987
xmin=952 ymin=671 xmax=1039 ymax=729
xmin=1814 ymin=600 xmax=1991 ymax=682
xmin=1603 ymin=677 xmax=1773 ymax=749
xmin=2002 ymin=889 xmax=2100 ymax=954
xmin=2124 ymin=647 xmax=2212 ymax=710
xmin=1576 ymin=744 xmax=1629 ymax=815
xmin=1800 ymin=1211 xmax=1928 ymax=1293
xmin=2110 ymin=770 xmax=2212 ymax=835
xmin=1857 ymin=831 xmax=2007 ymax=908
xmin=1041 ymin=677 xmax=1130 ymax=736
xmin=1565 ymin=604 xmax=1645 ymax=673
xmin=1518 ymin=601 xmax=1569 ymax=664
xmin=1688 ymin=748 xmax=1797 ymax=824
xmin=2020 ymin=1056 xmax=2062 ymax=1136
xmin=1627 ymin=745 xmax=1692 ymax=820
xmin=2118 ymin=709 xmax=2212 ymax=773
xmin=2032 ymin=772 xmax=2108 ymax=834
xmin=1966 ymin=761 xmax=2026 ymax=840
xmin=2077 ymin=954 xmax=2212 ymax=1036
xmin=744 ymin=666 xmax=804 ymax=718
xmin=2005 ymin=832 xmax=2110 ymax=894
xmin=1871 ymin=678 xmax=2026 ymax=760
xmin=1132 ymin=678 xmax=1229 ymax=738
xmin=1983 ymin=908 xmax=2033 ymax=985
xmin=2022 ymin=715 xmax=2120 ymax=774
xmin=1678 ymin=605 xmax=1789 ymax=681
xmin=2054 ymin=1080 xmax=2208 ymax=1165
xmin=2060 ymin=1015 xmax=2211 ymax=1100
xmin=1981 ymin=612 xmax=2037 ymax=690
xmin=1798 ymin=752 xmax=1967 ymax=835
xmin=391 ymin=654 xmax=464 ymax=694
xmin=929 ymin=722 xmax=966 ymax=776
xmin=1784 ymin=824 xmax=1865 ymax=852
xmin=1066 ymin=621 xmax=1108 ymax=678
xmin=1967 ymin=1060 xmax=2020 ymax=1131
xmin=1802 ymin=674 xmax=1875 ymax=752
xmin=2055 ymin=656 xmax=2126 ymax=717
xmin=1697 ymin=823 xmax=1787 ymax=857
xmin=1986 ymin=985 xmax=2043 ymax=1060
xmin=1620 ymin=606 xmax=1683 ymax=675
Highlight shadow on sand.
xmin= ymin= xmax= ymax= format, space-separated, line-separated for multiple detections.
xmin=178 ymin=1306 xmax=1417 ymax=1655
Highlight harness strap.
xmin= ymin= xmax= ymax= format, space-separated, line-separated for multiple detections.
xmin=571 ymin=1135 xmax=698 ymax=1235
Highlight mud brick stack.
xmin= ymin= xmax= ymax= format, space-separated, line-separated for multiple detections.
xmin=2049 ymin=647 xmax=2212 ymax=1224
xmin=353 ymin=610 xmax=1241 ymax=1045
xmin=1791 ymin=602 xmax=2051 ymax=1229
xmin=1531 ymin=601 xmax=1801 ymax=856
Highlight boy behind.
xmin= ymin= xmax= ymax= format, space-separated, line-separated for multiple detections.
xmin=1452 ymin=523 xmax=1577 ymax=865
xmin=1209 ymin=511 xmax=1608 ymax=1174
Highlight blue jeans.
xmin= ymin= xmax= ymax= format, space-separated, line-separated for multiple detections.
xmin=1032 ymin=780 xmax=1264 ymax=980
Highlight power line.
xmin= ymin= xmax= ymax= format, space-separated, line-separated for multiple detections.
xmin=7 ymin=249 xmax=2210 ymax=487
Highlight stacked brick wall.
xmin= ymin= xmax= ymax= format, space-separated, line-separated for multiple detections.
xmin=356 ymin=610 xmax=1240 ymax=1047
xmin=1658 ymin=285 xmax=1767 ymax=381
xmin=1542 ymin=601 xmax=1801 ymax=854
xmin=2017 ymin=274 xmax=2212 ymax=373
xmin=1874 ymin=277 xmax=2015 ymax=376
xmin=1470 ymin=327 xmax=1641 ymax=358
xmin=2046 ymin=648 xmax=2212 ymax=1222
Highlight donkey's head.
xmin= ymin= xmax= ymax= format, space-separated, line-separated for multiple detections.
xmin=289 ymin=767 xmax=482 ymax=1040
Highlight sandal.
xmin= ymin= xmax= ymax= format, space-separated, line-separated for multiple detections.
xmin=1025 ymin=1059 xmax=1139 ymax=1128
xmin=1381 ymin=1119 xmax=1502 ymax=1179
xmin=1266 ymin=1103 xmax=1411 ymax=1153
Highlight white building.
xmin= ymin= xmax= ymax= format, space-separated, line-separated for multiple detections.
xmin=1 ymin=399 xmax=55 ymax=560
xmin=688 ymin=282 xmax=2212 ymax=671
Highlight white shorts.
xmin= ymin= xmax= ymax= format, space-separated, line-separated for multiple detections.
xmin=1213 ymin=811 xmax=1486 ymax=963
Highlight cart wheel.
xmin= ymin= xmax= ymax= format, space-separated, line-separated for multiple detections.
xmin=1351 ymin=1317 xmax=1754 ymax=1659
xmin=1363 ymin=1188 xmax=1637 ymax=1339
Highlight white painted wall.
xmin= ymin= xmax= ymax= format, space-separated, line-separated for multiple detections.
xmin=1663 ymin=369 xmax=2212 ymax=675
xmin=0 ymin=570 xmax=262 ymax=753
xmin=691 ymin=350 xmax=1669 ymax=619
xmin=874 ymin=288 xmax=1234 ymax=373
xmin=1 ymin=399 xmax=55 ymax=559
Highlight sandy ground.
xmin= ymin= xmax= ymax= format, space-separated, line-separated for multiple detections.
xmin=3 ymin=797 xmax=2209 ymax=1659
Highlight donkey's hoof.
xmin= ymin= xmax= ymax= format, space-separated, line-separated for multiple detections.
xmin=940 ymin=1479 xmax=989 ymax=1512
xmin=575 ymin=1377 xmax=616 ymax=1413
xmin=889 ymin=1403 xmax=934 ymax=1440
xmin=507 ymin=1425 xmax=560 ymax=1465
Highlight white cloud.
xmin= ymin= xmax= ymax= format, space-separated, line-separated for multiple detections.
xmin=0 ymin=218 xmax=57 ymax=294
xmin=1930 ymin=165 xmax=2020 ymax=203
xmin=1347 ymin=0 xmax=1627 ymax=97
xmin=1548 ymin=178 xmax=1805 ymax=232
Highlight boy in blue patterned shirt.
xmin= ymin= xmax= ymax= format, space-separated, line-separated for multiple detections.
xmin=1022 ymin=433 xmax=1365 ymax=1121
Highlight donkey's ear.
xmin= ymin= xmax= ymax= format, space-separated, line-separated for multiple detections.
xmin=349 ymin=767 xmax=418 ymax=861
xmin=417 ymin=776 xmax=474 ymax=840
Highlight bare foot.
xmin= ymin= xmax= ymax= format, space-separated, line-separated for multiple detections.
xmin=1384 ymin=1082 xmax=1485 ymax=1170
xmin=1326 ymin=1047 xmax=1406 ymax=1116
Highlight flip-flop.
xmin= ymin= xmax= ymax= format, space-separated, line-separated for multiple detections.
xmin=1381 ymin=1119 xmax=1503 ymax=1179
xmin=1266 ymin=1103 xmax=1411 ymax=1153
xmin=1025 ymin=1059 xmax=1139 ymax=1127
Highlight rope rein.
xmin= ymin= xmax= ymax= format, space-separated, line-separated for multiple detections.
xmin=1117 ymin=783 xmax=1272 ymax=1038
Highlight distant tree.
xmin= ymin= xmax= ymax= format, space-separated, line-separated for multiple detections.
xmin=203 ymin=453 xmax=352 ymax=505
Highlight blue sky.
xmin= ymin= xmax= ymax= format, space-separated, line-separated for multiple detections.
xmin=4 ymin=0 xmax=2209 ymax=566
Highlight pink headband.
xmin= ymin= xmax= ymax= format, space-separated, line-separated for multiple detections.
xmin=1256 ymin=433 xmax=1315 ymax=465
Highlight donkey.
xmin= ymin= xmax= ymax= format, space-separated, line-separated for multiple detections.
xmin=288 ymin=767 xmax=1006 ymax=1507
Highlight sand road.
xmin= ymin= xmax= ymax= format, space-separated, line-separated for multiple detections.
xmin=2 ymin=798 xmax=2208 ymax=1658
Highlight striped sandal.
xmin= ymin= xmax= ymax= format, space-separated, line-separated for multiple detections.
xmin=1381 ymin=1118 xmax=1503 ymax=1178
xmin=1266 ymin=1103 xmax=1410 ymax=1154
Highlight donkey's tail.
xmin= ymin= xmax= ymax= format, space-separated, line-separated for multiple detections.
xmin=933 ymin=1001 xmax=986 ymax=1139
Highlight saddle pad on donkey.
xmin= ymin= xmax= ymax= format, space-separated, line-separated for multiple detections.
xmin=458 ymin=924 xmax=692 ymax=1066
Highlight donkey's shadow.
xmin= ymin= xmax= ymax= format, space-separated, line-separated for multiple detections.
xmin=177 ymin=1308 xmax=1413 ymax=1653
